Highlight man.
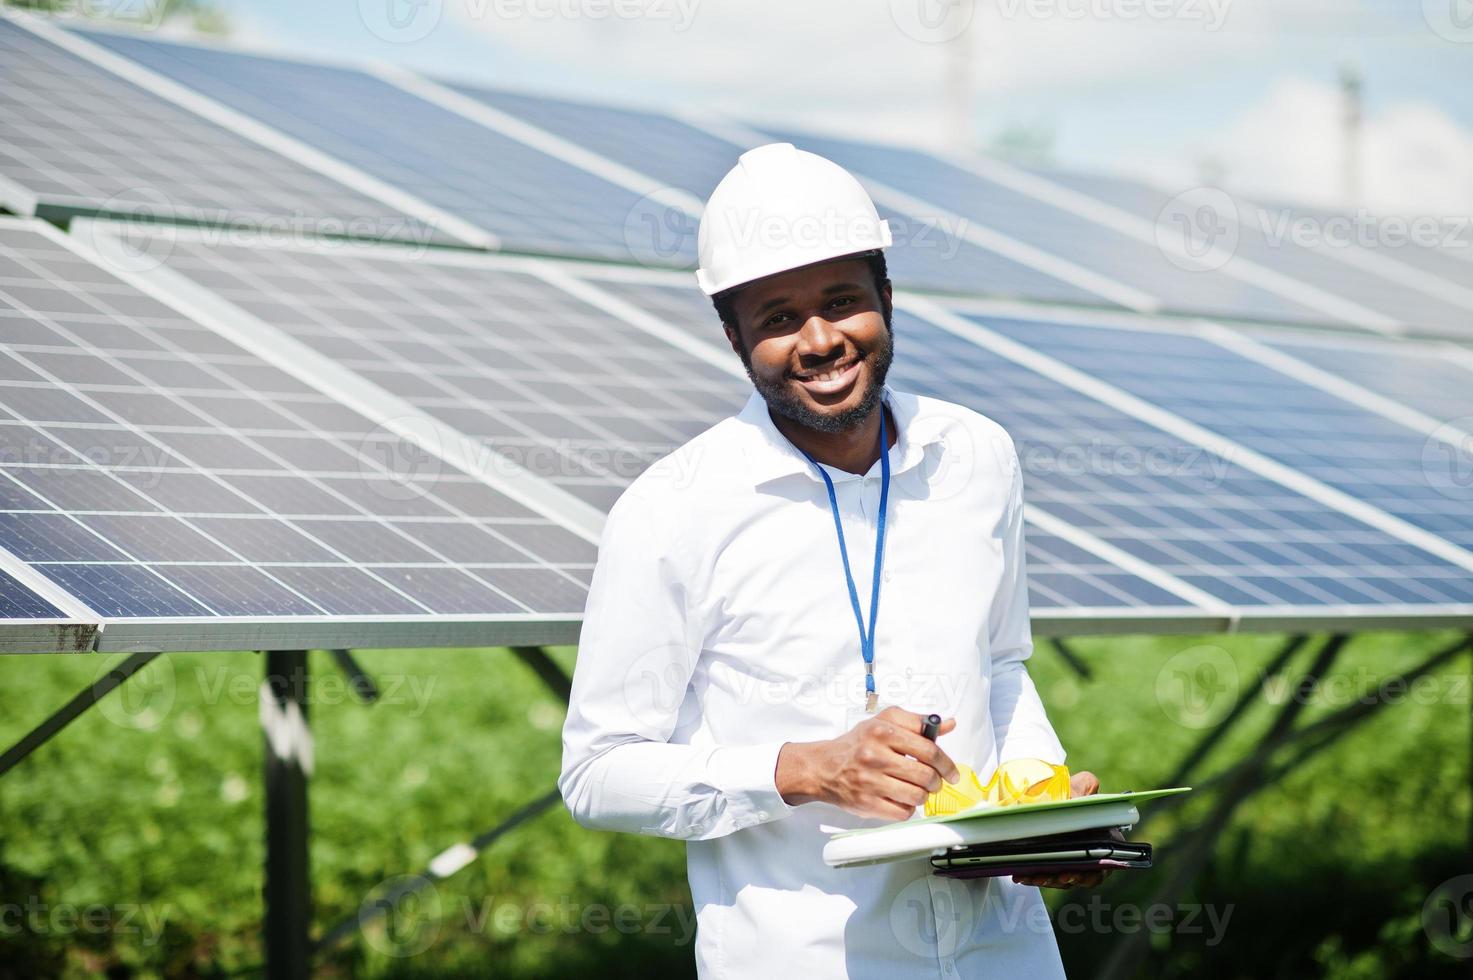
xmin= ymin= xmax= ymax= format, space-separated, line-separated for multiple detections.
xmin=560 ymin=143 xmax=1102 ymax=978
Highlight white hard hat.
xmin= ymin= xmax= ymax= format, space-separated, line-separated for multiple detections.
xmin=695 ymin=142 xmax=892 ymax=296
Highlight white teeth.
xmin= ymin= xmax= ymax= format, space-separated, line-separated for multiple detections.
xmin=799 ymin=358 xmax=856 ymax=382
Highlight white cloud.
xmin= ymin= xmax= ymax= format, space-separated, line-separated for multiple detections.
xmin=441 ymin=0 xmax=1293 ymax=148
xmin=1196 ymin=76 xmax=1473 ymax=215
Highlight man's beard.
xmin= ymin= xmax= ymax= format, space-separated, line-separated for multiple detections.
xmin=738 ymin=321 xmax=895 ymax=435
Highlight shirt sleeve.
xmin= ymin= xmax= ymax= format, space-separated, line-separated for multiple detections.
xmin=558 ymin=486 xmax=796 ymax=840
xmin=986 ymin=437 xmax=1067 ymax=766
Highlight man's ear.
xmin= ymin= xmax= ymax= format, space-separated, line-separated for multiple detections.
xmin=723 ymin=320 xmax=744 ymax=359
xmin=880 ymin=279 xmax=893 ymax=319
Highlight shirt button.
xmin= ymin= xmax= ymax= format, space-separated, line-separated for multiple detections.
xmin=757 ymin=811 xmax=768 ymax=820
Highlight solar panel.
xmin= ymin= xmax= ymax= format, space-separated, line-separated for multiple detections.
xmin=1255 ymin=331 xmax=1473 ymax=425
xmin=86 ymin=223 xmax=1218 ymax=625
xmin=81 ymin=29 xmax=697 ymax=265
xmin=446 ymin=85 xmax=1108 ymax=304
xmin=1242 ymin=199 xmax=1473 ymax=318
xmin=969 ymin=313 xmax=1473 ymax=554
xmin=590 ymin=276 xmax=1473 ymax=613
xmin=98 ymin=229 xmax=746 ymax=513
xmin=1036 ymin=169 xmax=1473 ymax=340
xmin=0 ymin=568 xmax=62 ymax=619
xmin=0 ymin=218 xmax=595 ymax=649
xmin=759 ymin=129 xmax=1350 ymax=327
xmin=0 ymin=18 xmax=447 ymax=246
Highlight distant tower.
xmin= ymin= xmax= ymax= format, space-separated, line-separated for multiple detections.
xmin=1339 ymin=62 xmax=1363 ymax=208
xmin=944 ymin=22 xmax=973 ymax=153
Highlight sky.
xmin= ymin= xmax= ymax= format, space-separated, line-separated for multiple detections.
xmin=147 ymin=0 xmax=1473 ymax=217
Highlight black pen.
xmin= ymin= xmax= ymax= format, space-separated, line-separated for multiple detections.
xmin=920 ymin=713 xmax=941 ymax=741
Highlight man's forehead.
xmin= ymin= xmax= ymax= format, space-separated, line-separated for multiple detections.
xmin=733 ymin=257 xmax=875 ymax=314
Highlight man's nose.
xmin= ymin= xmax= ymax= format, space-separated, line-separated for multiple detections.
xmin=796 ymin=313 xmax=844 ymax=356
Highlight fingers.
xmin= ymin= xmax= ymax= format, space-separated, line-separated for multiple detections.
xmin=875 ymin=721 xmax=961 ymax=784
xmin=1012 ymin=870 xmax=1110 ymax=889
xmin=876 ymin=707 xmax=957 ymax=740
xmin=1070 ymin=771 xmax=1101 ymax=797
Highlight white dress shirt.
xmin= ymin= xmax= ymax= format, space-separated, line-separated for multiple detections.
xmin=560 ymin=383 xmax=1069 ymax=979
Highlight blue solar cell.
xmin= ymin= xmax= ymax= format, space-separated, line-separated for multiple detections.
xmin=1024 ymin=528 xmax=1188 ymax=609
xmin=41 ymin=563 xmax=211 ymax=618
xmin=0 ymin=21 xmax=441 ymax=245
xmin=761 ymin=129 xmax=1338 ymax=326
xmin=974 ymin=315 xmax=1473 ymax=555
xmin=0 ymin=568 xmax=61 ymax=618
xmin=604 ymin=278 xmax=1473 ymax=607
xmin=83 ymin=30 xmax=693 ymax=265
xmin=1039 ymin=169 xmax=1473 ymax=338
xmin=454 ymin=86 xmax=1108 ymax=304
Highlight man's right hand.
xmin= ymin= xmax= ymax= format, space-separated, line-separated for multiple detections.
xmin=775 ymin=707 xmax=961 ymax=821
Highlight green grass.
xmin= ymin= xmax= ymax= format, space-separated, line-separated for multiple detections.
xmin=0 ymin=632 xmax=1468 ymax=978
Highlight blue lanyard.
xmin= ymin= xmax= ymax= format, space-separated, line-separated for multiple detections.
xmin=797 ymin=408 xmax=891 ymax=713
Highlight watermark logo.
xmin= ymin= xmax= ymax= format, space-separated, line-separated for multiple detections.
xmin=359 ymin=0 xmax=445 ymax=43
xmin=0 ymin=897 xmax=171 ymax=946
xmin=890 ymin=0 xmax=976 ymax=44
xmin=622 ymin=191 xmax=699 ymax=268
xmin=1422 ymin=874 xmax=1473 ymax=958
xmin=1423 ymin=0 xmax=1473 ymax=43
xmin=85 ymin=187 xmax=179 ymax=275
xmin=472 ymin=0 xmax=702 ymax=31
xmin=356 ymin=417 xmax=446 ymax=501
xmin=360 ymin=874 xmax=442 ymax=957
xmin=1258 ymin=209 xmax=1472 ymax=253
xmin=94 ymin=655 xmax=176 ymax=731
xmin=1421 ymin=418 xmax=1473 ymax=501
xmin=1019 ymin=438 xmax=1232 ymax=487
xmin=1155 ymin=187 xmax=1239 ymax=272
xmin=620 ymin=642 xmax=692 ymax=729
xmin=1155 ymin=644 xmax=1238 ymax=729
xmin=25 ymin=0 xmax=169 ymax=29
xmin=889 ymin=875 xmax=977 ymax=958
xmin=994 ymin=0 xmax=1232 ymax=30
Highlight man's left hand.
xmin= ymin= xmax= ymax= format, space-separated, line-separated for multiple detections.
xmin=1012 ymin=771 xmax=1112 ymax=890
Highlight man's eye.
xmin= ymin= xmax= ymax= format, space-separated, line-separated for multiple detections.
xmin=828 ymin=296 xmax=855 ymax=309
xmin=762 ymin=313 xmax=790 ymax=328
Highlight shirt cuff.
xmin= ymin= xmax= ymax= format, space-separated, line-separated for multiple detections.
xmin=708 ymin=740 xmax=797 ymax=829
xmin=998 ymin=730 xmax=1067 ymax=768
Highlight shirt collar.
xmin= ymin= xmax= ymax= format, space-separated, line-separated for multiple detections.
xmin=735 ymin=383 xmax=948 ymax=488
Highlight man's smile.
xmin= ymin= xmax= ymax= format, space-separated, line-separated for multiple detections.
xmin=792 ymin=353 xmax=864 ymax=399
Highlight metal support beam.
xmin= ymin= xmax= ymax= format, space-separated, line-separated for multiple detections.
xmin=312 ymin=787 xmax=563 ymax=957
xmin=262 ymin=650 xmax=311 ymax=980
xmin=510 ymin=645 xmax=572 ymax=703
xmin=330 ymin=648 xmax=379 ymax=703
xmin=1048 ymin=638 xmax=1092 ymax=681
xmin=1163 ymin=634 xmax=1309 ymax=788
xmin=1097 ymin=635 xmax=1346 ymax=980
xmin=0 ymin=651 xmax=161 ymax=778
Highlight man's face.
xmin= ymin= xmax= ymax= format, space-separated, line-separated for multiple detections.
xmin=723 ymin=257 xmax=894 ymax=434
